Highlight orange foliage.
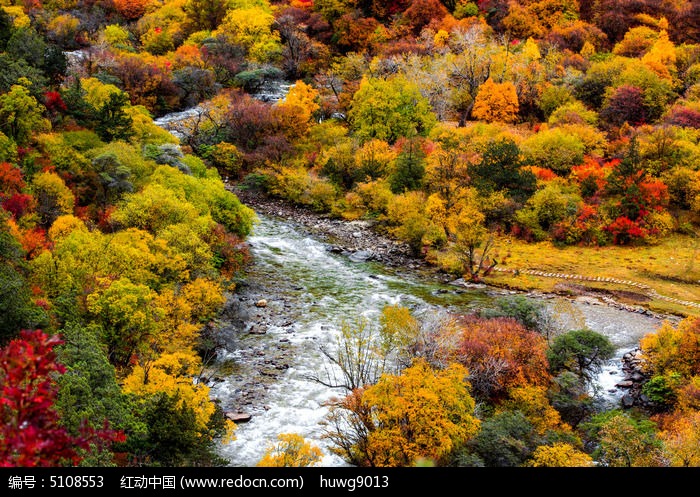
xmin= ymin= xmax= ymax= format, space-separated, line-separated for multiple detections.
xmin=113 ymin=0 xmax=151 ymax=20
xmin=290 ymin=0 xmax=313 ymax=9
xmin=527 ymin=166 xmax=558 ymax=181
xmin=452 ymin=316 xmax=550 ymax=401
xmin=7 ymin=218 xmax=49 ymax=258
xmin=0 ymin=162 xmax=25 ymax=195
xmin=570 ymin=156 xmax=615 ymax=195
xmin=170 ymin=45 xmax=205 ymax=70
xmin=472 ymin=78 xmax=519 ymax=124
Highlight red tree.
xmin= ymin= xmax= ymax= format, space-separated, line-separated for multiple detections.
xmin=0 ymin=330 xmax=124 ymax=467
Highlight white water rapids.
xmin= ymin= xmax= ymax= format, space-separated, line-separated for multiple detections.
xmin=143 ymin=82 xmax=668 ymax=468
xmin=209 ymin=214 xmax=666 ymax=467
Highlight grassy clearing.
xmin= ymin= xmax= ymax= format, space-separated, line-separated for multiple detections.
xmin=483 ymin=233 xmax=700 ymax=318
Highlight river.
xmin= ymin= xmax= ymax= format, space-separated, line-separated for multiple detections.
xmin=145 ymin=83 xmax=668 ymax=468
xmin=208 ymin=212 xmax=666 ymax=467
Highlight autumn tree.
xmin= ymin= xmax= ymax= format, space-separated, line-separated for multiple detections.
xmin=183 ymin=0 xmax=230 ymax=31
xmin=472 ymin=78 xmax=519 ymax=124
xmin=453 ymin=316 xmax=550 ymax=402
xmin=451 ymin=196 xmax=498 ymax=282
xmin=348 ymin=75 xmax=437 ymax=144
xmin=526 ymin=442 xmax=594 ymax=467
xmin=214 ymin=6 xmax=282 ymax=63
xmin=31 ymin=171 xmax=75 ymax=227
xmin=257 ymin=433 xmax=324 ymax=467
xmin=584 ymin=410 xmax=666 ymax=467
xmin=658 ymin=411 xmax=700 ymax=467
xmin=113 ymin=0 xmax=151 ymax=20
xmin=0 ymin=330 xmax=124 ymax=466
xmin=0 ymin=78 xmax=50 ymax=146
xmin=323 ymin=359 xmax=480 ymax=467
xmin=639 ymin=317 xmax=700 ymax=408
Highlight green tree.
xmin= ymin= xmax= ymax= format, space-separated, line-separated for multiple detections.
xmin=126 ymin=391 xmax=230 ymax=467
xmin=55 ymin=323 xmax=140 ymax=466
xmin=0 ymin=216 xmax=48 ymax=343
xmin=547 ymin=329 xmax=615 ymax=388
xmin=469 ymin=138 xmax=536 ymax=202
xmin=349 ymin=75 xmax=437 ymax=145
xmin=95 ymin=92 xmax=135 ymax=143
xmin=0 ymin=79 xmax=50 ymax=146
xmin=389 ymin=139 xmax=426 ymax=193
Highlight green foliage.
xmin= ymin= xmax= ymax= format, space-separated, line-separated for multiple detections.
xmin=388 ymin=140 xmax=426 ymax=194
xmin=465 ymin=411 xmax=538 ymax=467
xmin=0 ymin=219 xmax=48 ymax=343
xmin=469 ymin=138 xmax=536 ymax=202
xmin=0 ymin=80 xmax=50 ymax=146
xmin=126 ymin=391 xmax=229 ymax=467
xmin=642 ymin=372 xmax=682 ymax=407
xmin=95 ymin=92 xmax=135 ymax=143
xmin=546 ymin=329 xmax=616 ymax=387
xmin=349 ymin=75 xmax=437 ymax=144
xmin=55 ymin=322 xmax=141 ymax=466
xmin=583 ymin=410 xmax=665 ymax=467
xmin=481 ymin=295 xmax=550 ymax=332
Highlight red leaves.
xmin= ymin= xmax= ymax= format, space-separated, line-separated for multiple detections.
xmin=0 ymin=163 xmax=25 ymax=195
xmin=43 ymin=91 xmax=67 ymax=114
xmin=2 ymin=193 xmax=34 ymax=219
xmin=0 ymin=330 xmax=123 ymax=467
xmin=604 ymin=216 xmax=648 ymax=245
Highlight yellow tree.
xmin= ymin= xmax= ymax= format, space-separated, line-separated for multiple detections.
xmin=31 ymin=171 xmax=75 ymax=227
xmin=526 ymin=443 xmax=594 ymax=467
xmin=336 ymin=359 xmax=480 ymax=467
xmin=257 ymin=433 xmax=324 ymax=467
xmin=279 ymin=80 xmax=320 ymax=124
xmin=641 ymin=30 xmax=677 ymax=81
xmin=472 ymin=78 xmax=519 ymax=124
xmin=658 ymin=411 xmax=700 ymax=467
xmin=122 ymin=350 xmax=237 ymax=442
xmin=214 ymin=7 xmax=282 ymax=63
xmin=640 ymin=317 xmax=700 ymax=380
xmin=502 ymin=385 xmax=573 ymax=436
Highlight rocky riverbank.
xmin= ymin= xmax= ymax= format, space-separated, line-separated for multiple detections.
xmin=208 ymin=185 xmax=676 ymax=423
xmin=230 ymin=186 xmax=676 ymax=321
xmin=231 ymin=186 xmax=431 ymax=272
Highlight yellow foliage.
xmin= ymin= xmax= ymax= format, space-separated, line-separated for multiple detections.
xmin=257 ymin=433 xmax=323 ymax=467
xmin=526 ymin=443 xmax=594 ymax=467
xmin=125 ymin=105 xmax=178 ymax=145
xmin=659 ymin=411 xmax=700 ymax=466
xmin=180 ymin=277 xmax=225 ymax=323
xmin=639 ymin=317 xmax=700 ymax=379
xmin=48 ymin=215 xmax=87 ymax=243
xmin=2 ymin=6 xmax=30 ymax=28
xmin=472 ymin=78 xmax=519 ymax=124
xmin=279 ymin=80 xmax=320 ymax=124
xmin=123 ymin=350 xmax=217 ymax=432
xmin=642 ymin=30 xmax=677 ymax=81
xmin=502 ymin=385 xmax=572 ymax=435
xmin=360 ymin=359 xmax=480 ymax=466
xmin=80 ymin=77 xmax=124 ymax=110
xmin=379 ymin=304 xmax=420 ymax=357
xmin=434 ymin=29 xmax=450 ymax=48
